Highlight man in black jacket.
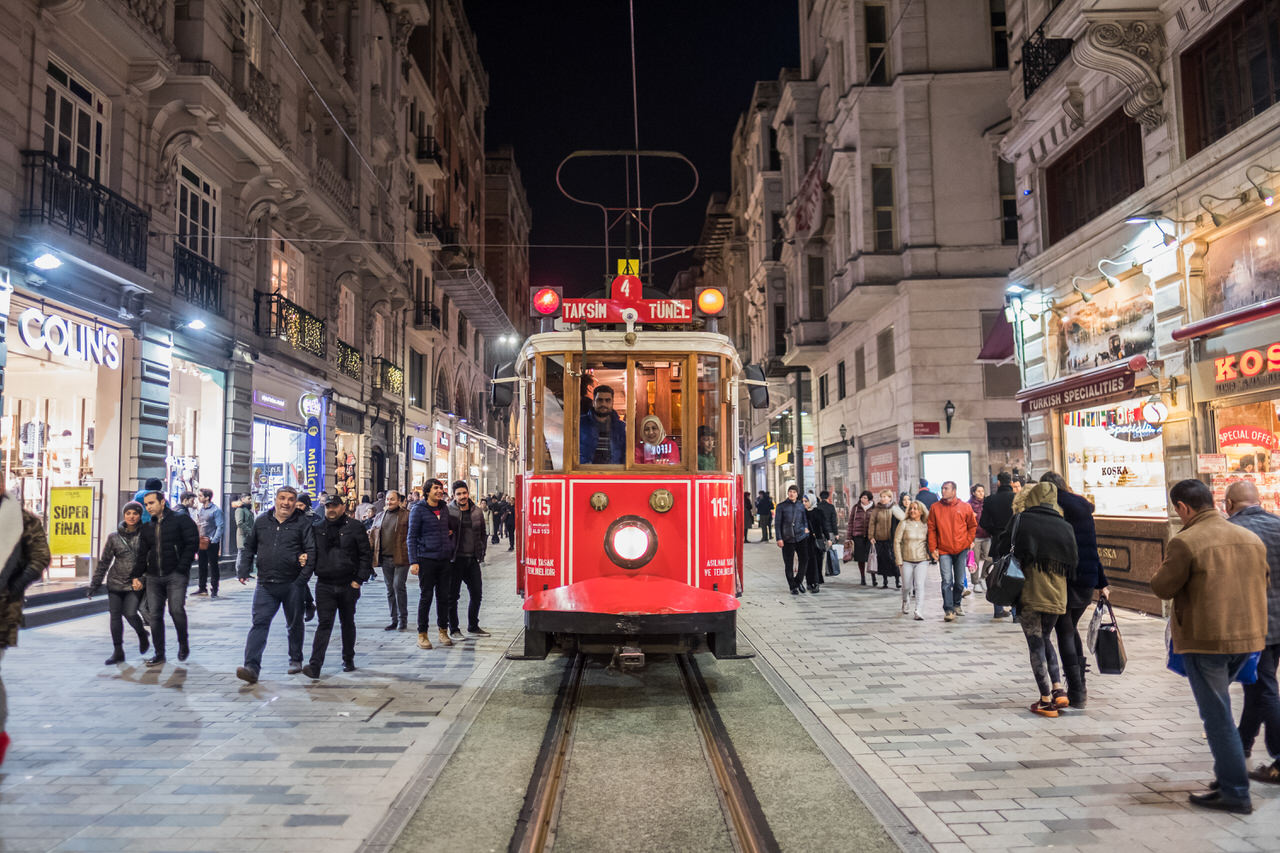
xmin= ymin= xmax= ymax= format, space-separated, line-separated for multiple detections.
xmin=775 ymin=485 xmax=812 ymax=594
xmin=235 ymin=486 xmax=317 ymax=683
xmin=134 ymin=491 xmax=200 ymax=665
xmin=818 ymin=491 xmax=840 ymax=576
xmin=302 ymin=496 xmax=373 ymax=678
xmin=978 ymin=472 xmax=1016 ymax=619
xmin=447 ymin=481 xmax=490 ymax=640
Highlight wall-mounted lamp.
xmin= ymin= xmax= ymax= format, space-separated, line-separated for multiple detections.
xmin=1199 ymin=192 xmax=1249 ymax=227
xmin=30 ymin=251 xmax=62 ymax=271
xmin=1246 ymin=164 xmax=1278 ymax=207
xmin=1070 ymin=276 xmax=1094 ymax=303
xmin=838 ymin=424 xmax=847 ymax=442
xmin=943 ymin=400 xmax=956 ymax=433
xmin=1123 ymin=211 xmax=1179 ymax=246
xmin=1097 ymin=257 xmax=1134 ymax=288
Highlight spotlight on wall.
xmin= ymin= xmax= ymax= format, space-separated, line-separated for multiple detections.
xmin=1247 ymin=164 xmax=1279 ymax=207
xmin=1071 ymin=276 xmax=1094 ymax=303
xmin=1097 ymin=257 xmax=1130 ymax=288
xmin=187 ymin=319 xmax=207 ymax=330
xmin=1199 ymin=192 xmax=1249 ymax=227
xmin=30 ymin=251 xmax=61 ymax=271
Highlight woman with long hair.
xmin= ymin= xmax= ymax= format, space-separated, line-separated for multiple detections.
xmin=894 ymin=500 xmax=931 ymax=619
xmin=847 ymin=490 xmax=874 ymax=585
xmin=868 ymin=489 xmax=899 ymax=589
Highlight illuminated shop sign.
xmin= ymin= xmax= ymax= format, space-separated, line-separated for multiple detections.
xmin=254 ymin=391 xmax=287 ymax=411
xmin=15 ymin=306 xmax=120 ymax=369
xmin=410 ymin=438 xmax=429 ymax=461
xmin=299 ymin=392 xmax=323 ymax=419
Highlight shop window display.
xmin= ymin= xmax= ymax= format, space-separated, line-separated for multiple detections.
xmin=167 ymin=358 xmax=225 ymax=506
xmin=251 ymin=419 xmax=306 ymax=506
xmin=1062 ymin=398 xmax=1167 ymax=517
xmin=1210 ymin=399 xmax=1280 ymax=512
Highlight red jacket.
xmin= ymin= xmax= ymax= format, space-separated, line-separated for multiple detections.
xmin=927 ymin=498 xmax=977 ymax=556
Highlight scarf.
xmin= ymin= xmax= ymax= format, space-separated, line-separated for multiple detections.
xmin=1011 ymin=483 xmax=1077 ymax=578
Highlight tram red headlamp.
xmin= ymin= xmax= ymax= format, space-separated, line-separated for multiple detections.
xmin=604 ymin=515 xmax=658 ymax=569
xmin=530 ymin=286 xmax=563 ymax=318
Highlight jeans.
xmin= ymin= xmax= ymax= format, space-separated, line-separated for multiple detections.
xmin=243 ymin=581 xmax=305 ymax=673
xmin=382 ymin=560 xmax=410 ymax=626
xmin=196 ymin=542 xmax=221 ymax=594
xmin=107 ymin=589 xmax=148 ymax=650
xmin=1239 ymin=642 xmax=1280 ymax=762
xmin=309 ymin=582 xmax=359 ymax=670
xmin=1184 ymin=652 xmax=1254 ymax=802
xmin=146 ymin=572 xmax=190 ymax=658
xmin=449 ymin=555 xmax=483 ymax=632
xmin=901 ymin=561 xmax=929 ymax=613
xmin=937 ymin=551 xmax=970 ymax=614
xmin=781 ymin=540 xmax=812 ymax=590
xmin=415 ymin=559 xmax=451 ymax=632
xmin=1019 ymin=608 xmax=1061 ymax=696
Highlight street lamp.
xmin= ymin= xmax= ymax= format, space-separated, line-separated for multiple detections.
xmin=944 ymin=400 xmax=956 ymax=433
xmin=838 ymin=424 xmax=847 ymax=442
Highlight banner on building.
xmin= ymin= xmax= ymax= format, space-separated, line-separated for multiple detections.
xmin=1060 ymin=275 xmax=1154 ymax=374
xmin=303 ymin=416 xmax=322 ymax=495
xmin=792 ymin=147 xmax=829 ymax=242
xmin=49 ymin=486 xmax=93 ymax=556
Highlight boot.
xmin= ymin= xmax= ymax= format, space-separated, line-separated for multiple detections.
xmin=859 ymin=566 xmax=867 ymax=586
xmin=1065 ymin=663 xmax=1087 ymax=709
xmin=105 ymin=647 xmax=125 ymax=665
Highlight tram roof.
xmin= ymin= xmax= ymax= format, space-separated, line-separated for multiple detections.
xmin=515 ymin=330 xmax=742 ymax=370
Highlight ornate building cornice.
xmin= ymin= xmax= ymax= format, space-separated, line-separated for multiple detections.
xmin=1071 ymin=17 xmax=1166 ymax=130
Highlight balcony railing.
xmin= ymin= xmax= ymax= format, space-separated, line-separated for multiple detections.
xmin=314 ymin=155 xmax=355 ymax=223
xmin=415 ymin=135 xmax=442 ymax=164
xmin=172 ymin=243 xmax=225 ymax=313
xmin=415 ymin=209 xmax=439 ymax=237
xmin=1022 ymin=23 xmax=1074 ymax=98
xmin=335 ymin=339 xmax=362 ymax=381
xmin=372 ymin=356 xmax=404 ymax=395
xmin=20 ymin=150 xmax=149 ymax=271
xmin=254 ymin=292 xmax=326 ymax=359
xmin=236 ymin=64 xmax=284 ymax=145
xmin=413 ymin=302 xmax=441 ymax=329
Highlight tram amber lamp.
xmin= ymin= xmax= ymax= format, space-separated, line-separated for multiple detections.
xmin=696 ymin=286 xmax=726 ymax=316
xmin=31 ymin=252 xmax=61 ymax=270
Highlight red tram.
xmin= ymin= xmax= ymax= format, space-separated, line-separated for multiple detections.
xmin=492 ymin=276 xmax=768 ymax=662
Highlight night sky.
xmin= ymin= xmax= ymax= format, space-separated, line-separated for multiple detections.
xmin=468 ymin=1 xmax=800 ymax=297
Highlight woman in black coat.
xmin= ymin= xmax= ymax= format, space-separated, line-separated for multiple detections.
xmin=1039 ymin=472 xmax=1109 ymax=708
xmin=802 ymin=495 xmax=828 ymax=592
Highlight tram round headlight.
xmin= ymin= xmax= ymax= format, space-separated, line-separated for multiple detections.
xmin=603 ymin=516 xmax=658 ymax=569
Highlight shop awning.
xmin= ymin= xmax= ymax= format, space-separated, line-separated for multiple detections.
xmin=1171 ymin=296 xmax=1280 ymax=342
xmin=976 ymin=313 xmax=1015 ymax=362
xmin=1015 ymin=355 xmax=1148 ymax=415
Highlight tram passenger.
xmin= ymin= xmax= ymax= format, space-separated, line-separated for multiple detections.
xmin=697 ymin=426 xmax=717 ymax=471
xmin=579 ymin=385 xmax=627 ymax=464
xmin=636 ymin=415 xmax=681 ymax=464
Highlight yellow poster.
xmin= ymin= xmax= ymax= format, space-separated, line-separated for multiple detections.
xmin=49 ymin=486 xmax=94 ymax=556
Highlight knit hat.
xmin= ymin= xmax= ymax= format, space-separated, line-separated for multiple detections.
xmin=122 ymin=501 xmax=144 ymax=516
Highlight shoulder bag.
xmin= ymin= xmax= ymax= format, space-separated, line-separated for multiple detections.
xmin=984 ymin=514 xmax=1025 ymax=608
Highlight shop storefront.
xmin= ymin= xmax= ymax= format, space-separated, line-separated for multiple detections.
xmin=1 ymin=295 xmax=126 ymax=577
xmin=332 ymin=404 xmax=363 ymax=508
xmin=250 ymin=378 xmax=325 ymax=509
xmin=434 ymin=424 xmax=451 ymax=483
xmin=167 ymin=356 xmax=225 ymax=506
xmin=407 ymin=435 xmax=430 ymax=492
xmin=820 ymin=443 xmax=851 ymax=531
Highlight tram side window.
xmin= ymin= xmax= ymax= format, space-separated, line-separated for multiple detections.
xmin=537 ymin=355 xmax=567 ymax=471
xmin=697 ymin=356 xmax=724 ymax=471
xmin=633 ymin=360 xmax=683 ymax=466
xmin=578 ymin=359 xmax=628 ymax=466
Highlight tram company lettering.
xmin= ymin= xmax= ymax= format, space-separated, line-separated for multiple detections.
xmin=1020 ymin=373 xmax=1134 ymax=414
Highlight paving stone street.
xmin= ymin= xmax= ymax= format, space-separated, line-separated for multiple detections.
xmin=1 ymin=544 xmax=1279 ymax=852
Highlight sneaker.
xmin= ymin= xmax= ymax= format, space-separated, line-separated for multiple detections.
xmin=144 ymin=656 xmax=166 ymax=667
xmin=417 ymin=633 xmax=433 ymax=649
xmin=469 ymin=627 xmax=492 ymax=637
xmin=1052 ymin=689 xmax=1070 ymax=709
xmin=301 ymin=664 xmax=320 ymax=679
xmin=1030 ymin=700 xmax=1059 ymax=718
xmin=944 ymin=612 xmax=956 ymax=622
xmin=177 ymin=646 xmax=190 ymax=662
xmin=342 ymin=661 xmax=356 ymax=672
xmin=288 ymin=661 xmax=304 ymax=674
xmin=450 ymin=629 xmax=465 ymax=641
xmin=962 ymin=588 xmax=972 ymax=598
xmin=438 ymin=628 xmax=454 ymax=647
xmin=236 ymin=665 xmax=259 ymax=684
xmin=191 ymin=590 xmax=208 ymax=597
xmin=955 ymin=607 xmax=965 ymax=616
xmin=1248 ymin=763 xmax=1280 ymax=785
xmin=901 ymin=603 xmax=910 ymax=615
xmin=790 ymin=587 xmax=800 ymax=596
xmin=913 ymin=612 xmax=924 ymax=621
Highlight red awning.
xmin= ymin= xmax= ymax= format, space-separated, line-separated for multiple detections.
xmin=976 ymin=313 xmax=1015 ymax=362
xmin=1015 ymin=355 xmax=1148 ymax=415
xmin=1171 ymin=296 xmax=1280 ymax=342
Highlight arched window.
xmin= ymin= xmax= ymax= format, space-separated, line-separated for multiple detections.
xmin=434 ymin=367 xmax=450 ymax=411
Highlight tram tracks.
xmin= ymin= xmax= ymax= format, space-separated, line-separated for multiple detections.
xmin=509 ymin=653 xmax=778 ymax=853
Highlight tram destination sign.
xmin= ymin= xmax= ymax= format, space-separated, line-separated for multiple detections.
xmin=561 ymin=274 xmax=693 ymax=325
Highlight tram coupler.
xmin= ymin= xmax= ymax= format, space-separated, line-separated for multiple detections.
xmin=617 ymin=645 xmax=645 ymax=670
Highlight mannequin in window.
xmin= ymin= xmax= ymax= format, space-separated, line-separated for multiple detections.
xmin=636 ymin=415 xmax=680 ymax=465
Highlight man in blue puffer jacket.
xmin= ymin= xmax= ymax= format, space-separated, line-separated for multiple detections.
xmin=408 ymin=479 xmax=458 ymax=650
xmin=775 ymin=485 xmax=813 ymax=595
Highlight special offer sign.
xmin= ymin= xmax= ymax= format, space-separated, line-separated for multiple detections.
xmin=523 ymin=479 xmax=564 ymax=588
xmin=696 ymin=479 xmax=736 ymax=590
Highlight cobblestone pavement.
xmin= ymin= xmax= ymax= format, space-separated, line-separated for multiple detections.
xmin=0 ymin=549 xmax=525 ymax=853
xmin=5 ymin=542 xmax=1280 ymax=853
xmin=736 ymin=539 xmax=1280 ymax=853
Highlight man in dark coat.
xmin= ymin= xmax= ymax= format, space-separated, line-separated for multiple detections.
xmin=235 ymin=486 xmax=317 ymax=683
xmin=135 ymin=491 xmax=200 ymax=665
xmin=302 ymin=496 xmax=373 ymax=677
xmin=818 ymin=490 xmax=840 ymax=575
xmin=408 ymin=478 xmax=459 ymax=650
xmin=447 ymin=481 xmax=490 ymax=640
xmin=755 ymin=491 xmax=775 ymax=542
xmin=775 ymin=485 xmax=812 ymax=594
xmin=915 ymin=478 xmax=940 ymax=510
xmin=979 ymin=472 xmax=1016 ymax=619
xmin=1227 ymin=480 xmax=1280 ymax=785
xmin=0 ymin=486 xmax=51 ymax=766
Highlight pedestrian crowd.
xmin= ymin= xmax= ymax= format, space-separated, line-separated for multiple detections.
xmin=754 ymin=471 xmax=1280 ymax=814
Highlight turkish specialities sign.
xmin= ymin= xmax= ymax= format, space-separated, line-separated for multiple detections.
xmin=1020 ymin=371 xmax=1135 ymax=414
xmin=48 ymin=486 xmax=93 ymax=556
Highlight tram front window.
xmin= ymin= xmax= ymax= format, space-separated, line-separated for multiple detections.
xmin=633 ymin=360 xmax=683 ymax=466
xmin=578 ymin=359 xmax=627 ymax=465
xmin=697 ymin=356 xmax=724 ymax=471
xmin=537 ymin=355 xmax=567 ymax=470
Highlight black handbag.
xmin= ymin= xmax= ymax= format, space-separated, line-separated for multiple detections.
xmin=1094 ymin=600 xmax=1127 ymax=675
xmin=984 ymin=515 xmax=1025 ymax=608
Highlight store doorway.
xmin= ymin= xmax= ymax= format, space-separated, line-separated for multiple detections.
xmin=371 ymin=446 xmax=387 ymax=495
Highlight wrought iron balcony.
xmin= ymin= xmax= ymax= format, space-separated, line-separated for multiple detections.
xmin=1022 ymin=23 xmax=1073 ymax=98
xmin=335 ymin=339 xmax=362 ymax=381
xmin=236 ymin=64 xmax=284 ymax=146
xmin=372 ymin=356 xmax=404 ymax=395
xmin=416 ymin=135 xmax=442 ymax=164
xmin=415 ymin=209 xmax=438 ymax=236
xmin=20 ymin=150 xmax=149 ymax=271
xmin=172 ymin=243 xmax=225 ymax=313
xmin=254 ymin=292 xmax=326 ymax=360
xmin=412 ymin=302 xmax=442 ymax=329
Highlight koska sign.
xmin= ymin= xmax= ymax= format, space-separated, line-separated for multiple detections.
xmin=15 ymin=306 xmax=121 ymax=369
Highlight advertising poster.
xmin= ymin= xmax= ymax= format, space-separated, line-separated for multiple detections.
xmin=1060 ymin=276 xmax=1155 ymax=373
xmin=1205 ymin=215 xmax=1280 ymax=316
xmin=48 ymin=486 xmax=93 ymax=556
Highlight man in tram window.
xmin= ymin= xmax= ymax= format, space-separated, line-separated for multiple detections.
xmin=636 ymin=415 xmax=680 ymax=465
xmin=579 ymin=384 xmax=626 ymax=464
xmin=697 ymin=425 xmax=717 ymax=471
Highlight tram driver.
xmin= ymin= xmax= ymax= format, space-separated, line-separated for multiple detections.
xmin=579 ymin=385 xmax=627 ymax=464
xmin=636 ymin=415 xmax=680 ymax=465
xmin=697 ymin=426 xmax=717 ymax=471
